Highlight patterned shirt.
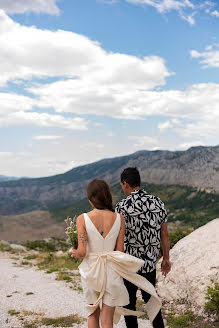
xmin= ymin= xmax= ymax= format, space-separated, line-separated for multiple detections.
xmin=115 ymin=189 xmax=168 ymax=273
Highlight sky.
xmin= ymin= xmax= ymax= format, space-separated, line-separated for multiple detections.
xmin=0 ymin=0 xmax=219 ymax=178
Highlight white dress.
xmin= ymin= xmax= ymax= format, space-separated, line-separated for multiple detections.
xmin=78 ymin=212 xmax=161 ymax=324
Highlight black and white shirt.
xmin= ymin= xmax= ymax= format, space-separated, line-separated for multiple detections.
xmin=115 ymin=189 xmax=168 ymax=273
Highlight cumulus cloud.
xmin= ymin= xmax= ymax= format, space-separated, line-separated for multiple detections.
xmin=211 ymin=10 xmax=219 ymax=17
xmin=0 ymin=92 xmax=88 ymax=130
xmin=190 ymin=46 xmax=219 ymax=68
xmin=0 ymin=11 xmax=170 ymax=88
xmin=0 ymin=0 xmax=60 ymax=15
xmin=0 ymin=109 xmax=88 ymax=130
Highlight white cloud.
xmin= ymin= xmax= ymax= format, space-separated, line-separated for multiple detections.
xmin=178 ymin=141 xmax=207 ymax=150
xmin=180 ymin=12 xmax=195 ymax=25
xmin=0 ymin=11 xmax=170 ymax=88
xmin=211 ymin=10 xmax=219 ymax=17
xmin=0 ymin=92 xmax=88 ymax=130
xmin=32 ymin=135 xmax=63 ymax=140
xmin=0 ymin=110 xmax=88 ymax=130
xmin=0 ymin=0 xmax=60 ymax=15
xmin=128 ymin=136 xmax=159 ymax=149
xmin=0 ymin=92 xmax=36 ymax=117
xmin=190 ymin=46 xmax=219 ymax=68
xmin=158 ymin=119 xmax=180 ymax=131
xmin=126 ymin=0 xmax=194 ymax=13
xmin=125 ymin=0 xmax=219 ymax=24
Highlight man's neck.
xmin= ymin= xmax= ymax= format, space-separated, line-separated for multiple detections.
xmin=127 ymin=186 xmax=141 ymax=196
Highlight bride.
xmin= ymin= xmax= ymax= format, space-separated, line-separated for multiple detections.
xmin=71 ymin=179 xmax=161 ymax=328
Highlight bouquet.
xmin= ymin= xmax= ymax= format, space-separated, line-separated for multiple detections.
xmin=64 ymin=216 xmax=78 ymax=248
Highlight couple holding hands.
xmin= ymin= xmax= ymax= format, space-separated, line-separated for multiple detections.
xmin=72 ymin=167 xmax=171 ymax=328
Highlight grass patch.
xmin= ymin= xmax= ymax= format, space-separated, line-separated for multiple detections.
xmin=24 ymin=254 xmax=38 ymax=260
xmin=56 ymin=272 xmax=73 ymax=282
xmin=167 ymin=313 xmax=196 ymax=327
xmin=0 ymin=242 xmax=12 ymax=252
xmin=166 ymin=312 xmax=219 ymax=328
xmin=22 ymin=310 xmax=44 ymax=316
xmin=11 ymin=256 xmax=20 ymax=260
xmin=36 ymin=252 xmax=80 ymax=273
xmin=21 ymin=260 xmax=32 ymax=266
xmin=26 ymin=292 xmax=34 ymax=295
xmin=41 ymin=314 xmax=84 ymax=326
xmin=8 ymin=309 xmax=20 ymax=316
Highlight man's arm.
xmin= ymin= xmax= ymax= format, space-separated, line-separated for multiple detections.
xmin=161 ymin=222 xmax=171 ymax=276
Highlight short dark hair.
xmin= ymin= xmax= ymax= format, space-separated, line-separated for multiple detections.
xmin=87 ymin=179 xmax=114 ymax=212
xmin=120 ymin=167 xmax=141 ymax=188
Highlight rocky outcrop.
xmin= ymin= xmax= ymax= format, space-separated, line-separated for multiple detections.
xmin=0 ymin=145 xmax=219 ymax=214
xmin=157 ymin=218 xmax=219 ymax=313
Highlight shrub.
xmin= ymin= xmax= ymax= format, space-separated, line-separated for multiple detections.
xmin=205 ymin=281 xmax=219 ymax=314
xmin=169 ymin=228 xmax=192 ymax=249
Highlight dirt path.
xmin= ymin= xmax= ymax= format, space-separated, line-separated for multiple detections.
xmin=0 ymin=254 xmax=152 ymax=328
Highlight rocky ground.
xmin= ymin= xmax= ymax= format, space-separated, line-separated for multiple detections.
xmin=0 ymin=250 xmax=152 ymax=328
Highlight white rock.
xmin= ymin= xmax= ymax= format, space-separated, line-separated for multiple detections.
xmin=0 ymin=240 xmax=10 ymax=246
xmin=10 ymin=244 xmax=26 ymax=251
xmin=55 ymin=250 xmax=65 ymax=257
xmin=157 ymin=218 xmax=219 ymax=313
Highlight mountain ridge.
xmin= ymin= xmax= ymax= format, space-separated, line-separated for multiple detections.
xmin=0 ymin=145 xmax=219 ymax=215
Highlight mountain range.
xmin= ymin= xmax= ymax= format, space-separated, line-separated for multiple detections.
xmin=0 ymin=145 xmax=219 ymax=215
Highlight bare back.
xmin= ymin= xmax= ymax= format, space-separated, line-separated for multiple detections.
xmin=87 ymin=209 xmax=118 ymax=239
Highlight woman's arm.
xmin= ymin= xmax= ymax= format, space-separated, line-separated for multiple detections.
xmin=71 ymin=214 xmax=87 ymax=258
xmin=114 ymin=214 xmax=125 ymax=252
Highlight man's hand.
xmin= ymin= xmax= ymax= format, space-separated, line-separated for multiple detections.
xmin=71 ymin=248 xmax=79 ymax=258
xmin=161 ymin=258 xmax=171 ymax=276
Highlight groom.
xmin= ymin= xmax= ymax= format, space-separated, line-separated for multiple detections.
xmin=115 ymin=167 xmax=171 ymax=328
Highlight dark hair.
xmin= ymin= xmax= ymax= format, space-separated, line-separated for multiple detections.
xmin=86 ymin=179 xmax=114 ymax=212
xmin=120 ymin=167 xmax=141 ymax=188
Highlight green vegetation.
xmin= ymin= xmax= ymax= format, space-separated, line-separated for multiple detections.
xmin=51 ymin=183 xmax=219 ymax=229
xmin=26 ymin=292 xmax=34 ymax=295
xmin=25 ymin=237 xmax=69 ymax=252
xmin=21 ymin=261 xmax=32 ymax=266
xmin=51 ymin=198 xmax=91 ymax=221
xmin=167 ymin=313 xmax=196 ymax=327
xmin=24 ymin=254 xmax=38 ymax=260
xmin=205 ymin=281 xmax=219 ymax=314
xmin=40 ymin=314 xmax=84 ymax=327
xmin=36 ymin=252 xmax=80 ymax=273
xmin=166 ymin=312 xmax=219 ymax=328
xmin=8 ymin=309 xmax=20 ymax=316
xmin=55 ymin=272 xmax=73 ymax=282
xmin=0 ymin=242 xmax=12 ymax=252
xmin=168 ymin=228 xmax=192 ymax=248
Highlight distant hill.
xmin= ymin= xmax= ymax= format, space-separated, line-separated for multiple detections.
xmin=1 ymin=182 xmax=218 ymax=243
xmin=50 ymin=182 xmax=219 ymax=229
xmin=0 ymin=145 xmax=219 ymax=215
xmin=0 ymin=175 xmax=24 ymax=182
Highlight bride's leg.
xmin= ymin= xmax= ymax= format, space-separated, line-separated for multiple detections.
xmin=88 ymin=306 xmax=100 ymax=328
xmin=100 ymin=303 xmax=115 ymax=328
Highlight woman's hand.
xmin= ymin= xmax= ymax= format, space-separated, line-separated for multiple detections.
xmin=71 ymin=248 xmax=79 ymax=258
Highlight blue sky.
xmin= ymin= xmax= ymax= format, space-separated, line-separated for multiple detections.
xmin=0 ymin=0 xmax=219 ymax=177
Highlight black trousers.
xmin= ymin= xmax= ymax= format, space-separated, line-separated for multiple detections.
xmin=124 ymin=270 xmax=164 ymax=328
